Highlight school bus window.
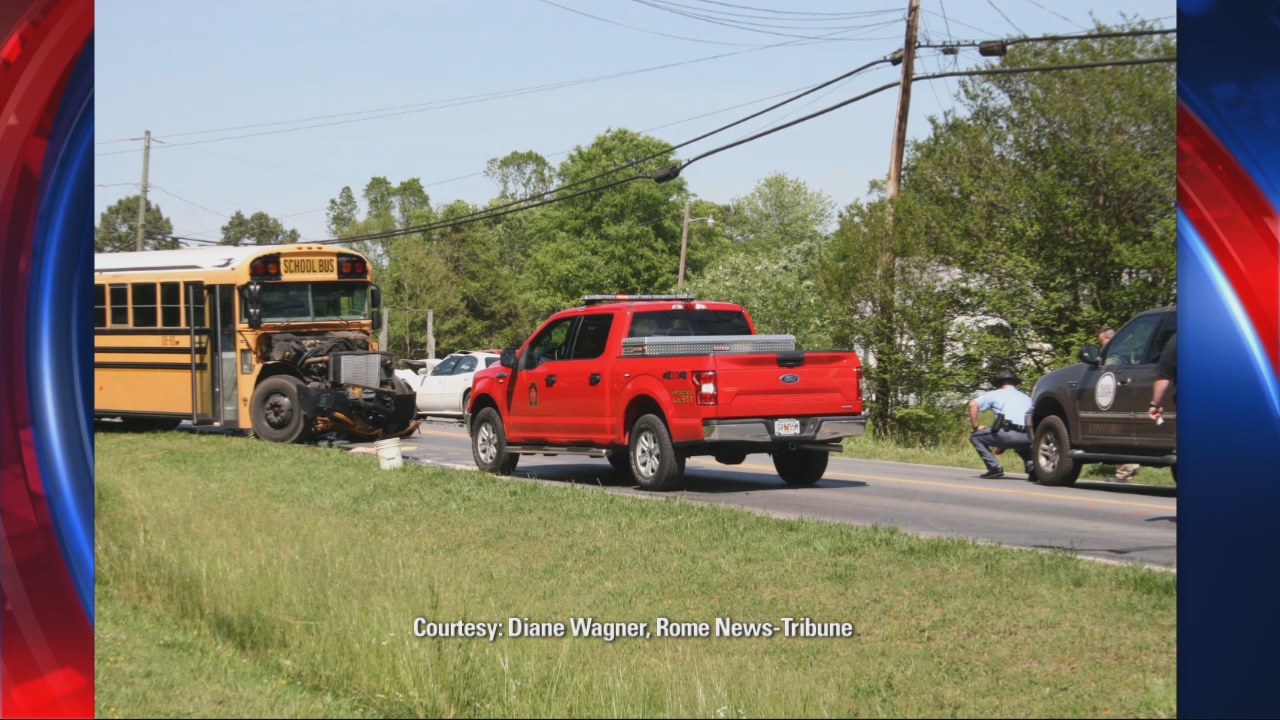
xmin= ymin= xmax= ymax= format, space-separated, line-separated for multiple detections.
xmin=132 ymin=283 xmax=158 ymax=327
xmin=161 ymin=282 xmax=182 ymax=327
xmin=94 ymin=285 xmax=106 ymax=328
xmin=186 ymin=282 xmax=205 ymax=326
xmin=109 ymin=284 xmax=129 ymax=326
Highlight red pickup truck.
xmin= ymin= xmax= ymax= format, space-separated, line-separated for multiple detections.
xmin=465 ymin=295 xmax=866 ymax=490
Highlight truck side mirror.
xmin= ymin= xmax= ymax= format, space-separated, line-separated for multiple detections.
xmin=500 ymin=347 xmax=518 ymax=369
xmin=1078 ymin=344 xmax=1101 ymax=365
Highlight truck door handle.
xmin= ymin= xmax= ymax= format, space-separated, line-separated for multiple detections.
xmin=497 ymin=372 xmax=508 ymax=380
xmin=546 ymin=375 xmax=556 ymax=387
xmin=1118 ymin=378 xmax=1131 ymax=385
xmin=589 ymin=373 xmax=601 ymax=386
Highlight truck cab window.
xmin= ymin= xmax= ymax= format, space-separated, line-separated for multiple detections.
xmin=571 ymin=314 xmax=615 ymax=360
xmin=524 ymin=317 xmax=575 ymax=369
xmin=628 ymin=310 xmax=750 ymax=338
xmin=1103 ymin=314 xmax=1163 ymax=366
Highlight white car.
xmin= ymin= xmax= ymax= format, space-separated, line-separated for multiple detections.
xmin=394 ymin=350 xmax=500 ymax=418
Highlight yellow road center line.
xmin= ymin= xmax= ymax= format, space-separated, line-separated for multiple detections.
xmin=688 ymin=459 xmax=1177 ymax=511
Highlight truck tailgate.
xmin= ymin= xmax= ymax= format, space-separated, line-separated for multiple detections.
xmin=712 ymin=352 xmax=861 ymax=419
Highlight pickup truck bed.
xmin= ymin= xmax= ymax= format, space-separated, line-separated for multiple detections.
xmin=466 ymin=296 xmax=865 ymax=490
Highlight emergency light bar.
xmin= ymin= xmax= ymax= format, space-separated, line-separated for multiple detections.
xmin=582 ymin=294 xmax=698 ymax=305
xmin=620 ymin=334 xmax=796 ymax=357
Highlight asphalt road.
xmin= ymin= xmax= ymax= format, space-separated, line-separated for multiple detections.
xmin=345 ymin=419 xmax=1178 ymax=569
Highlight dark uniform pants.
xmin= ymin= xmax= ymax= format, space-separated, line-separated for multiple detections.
xmin=970 ymin=426 xmax=1033 ymax=473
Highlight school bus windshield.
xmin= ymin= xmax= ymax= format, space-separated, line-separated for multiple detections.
xmin=242 ymin=282 xmax=369 ymax=323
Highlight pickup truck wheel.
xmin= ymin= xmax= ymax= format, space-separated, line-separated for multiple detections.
xmin=772 ymin=448 xmax=829 ymax=486
xmin=630 ymin=414 xmax=684 ymax=491
xmin=471 ymin=407 xmax=519 ymax=475
xmin=251 ymin=376 xmax=315 ymax=444
xmin=1034 ymin=416 xmax=1082 ymax=486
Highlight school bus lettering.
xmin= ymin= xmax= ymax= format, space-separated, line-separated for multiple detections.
xmin=281 ymin=257 xmax=335 ymax=275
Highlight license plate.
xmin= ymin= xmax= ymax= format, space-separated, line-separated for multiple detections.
xmin=775 ymin=419 xmax=801 ymax=436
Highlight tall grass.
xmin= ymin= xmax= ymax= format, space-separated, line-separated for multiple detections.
xmin=98 ymin=432 xmax=1176 ymax=718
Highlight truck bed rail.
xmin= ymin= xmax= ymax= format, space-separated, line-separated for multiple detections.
xmin=620 ymin=334 xmax=796 ymax=357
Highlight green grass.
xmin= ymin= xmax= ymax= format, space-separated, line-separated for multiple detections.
xmin=842 ymin=413 xmax=1177 ymax=487
xmin=97 ymin=432 xmax=1176 ymax=718
xmin=97 ymin=594 xmax=365 ymax=718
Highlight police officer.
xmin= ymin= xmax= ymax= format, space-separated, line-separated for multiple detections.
xmin=968 ymin=369 xmax=1035 ymax=479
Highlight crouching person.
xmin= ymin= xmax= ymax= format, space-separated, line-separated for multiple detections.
xmin=968 ymin=369 xmax=1035 ymax=480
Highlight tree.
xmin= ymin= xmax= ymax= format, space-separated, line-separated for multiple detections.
xmin=902 ymin=24 xmax=1176 ymax=373
xmin=485 ymin=150 xmax=553 ymax=200
xmin=219 ymin=210 xmax=301 ymax=246
xmin=94 ymin=195 xmax=177 ymax=252
xmin=524 ymin=128 xmax=691 ymax=313
xmin=326 ymin=177 xmax=435 ymax=270
xmin=717 ymin=172 xmax=834 ymax=255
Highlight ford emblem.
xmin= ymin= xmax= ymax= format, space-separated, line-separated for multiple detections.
xmin=780 ymin=374 xmax=800 ymax=384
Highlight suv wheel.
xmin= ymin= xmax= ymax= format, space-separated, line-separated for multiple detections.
xmin=471 ymin=407 xmax=519 ymax=475
xmin=1034 ymin=416 xmax=1082 ymax=486
xmin=629 ymin=414 xmax=684 ymax=491
xmin=772 ymin=448 xmax=829 ymax=486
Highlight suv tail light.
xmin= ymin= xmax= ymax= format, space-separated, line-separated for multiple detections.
xmin=854 ymin=365 xmax=863 ymax=403
xmin=693 ymin=371 xmax=717 ymax=405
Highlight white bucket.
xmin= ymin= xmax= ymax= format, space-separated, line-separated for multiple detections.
xmin=374 ymin=437 xmax=403 ymax=471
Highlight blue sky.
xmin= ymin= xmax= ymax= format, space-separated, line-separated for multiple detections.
xmin=94 ymin=0 xmax=1175 ymax=243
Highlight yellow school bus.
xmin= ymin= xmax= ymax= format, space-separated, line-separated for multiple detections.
xmin=94 ymin=243 xmax=417 ymax=442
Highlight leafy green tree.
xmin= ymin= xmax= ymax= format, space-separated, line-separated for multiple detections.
xmin=219 ymin=210 xmax=301 ymax=246
xmin=683 ymin=175 xmax=833 ymax=348
xmin=485 ymin=150 xmax=553 ymax=200
xmin=524 ymin=128 xmax=691 ymax=314
xmin=717 ymin=172 xmax=834 ymax=254
xmin=902 ymin=24 xmax=1176 ymax=373
xmin=94 ymin=195 xmax=177 ymax=252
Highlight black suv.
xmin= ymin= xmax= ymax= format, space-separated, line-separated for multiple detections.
xmin=1028 ymin=306 xmax=1177 ymax=486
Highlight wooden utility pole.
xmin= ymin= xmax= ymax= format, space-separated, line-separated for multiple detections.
xmin=677 ymin=201 xmax=691 ymax=288
xmin=426 ymin=309 xmax=435 ymax=360
xmin=885 ymin=0 xmax=921 ymax=212
xmin=379 ymin=308 xmax=389 ymax=351
xmin=134 ymin=130 xmax=152 ymax=251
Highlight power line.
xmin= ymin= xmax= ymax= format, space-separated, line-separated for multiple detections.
xmin=916 ymin=27 xmax=1177 ymax=50
xmin=628 ymin=0 xmax=904 ymax=41
xmin=536 ymin=0 xmax=759 ymax=46
xmin=1020 ymin=0 xmax=1087 ymax=30
xmin=318 ymin=55 xmax=899 ymax=244
xmin=685 ymin=0 xmax=901 ymax=18
xmin=921 ymin=9 xmax=995 ymax=37
xmin=635 ymin=0 xmax=902 ymax=31
xmin=642 ymin=0 xmax=901 ymax=24
xmin=94 ymin=26 xmax=867 ymax=153
xmin=678 ymin=55 xmax=1175 ymax=171
xmin=985 ymin=0 xmax=1025 ymax=35
xmin=322 ymin=54 xmax=1175 ymax=245
xmin=149 ymin=185 xmax=232 ymax=219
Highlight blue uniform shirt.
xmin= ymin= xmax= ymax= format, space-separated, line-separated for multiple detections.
xmin=976 ymin=386 xmax=1033 ymax=425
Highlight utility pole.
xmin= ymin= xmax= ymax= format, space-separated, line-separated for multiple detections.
xmin=677 ymin=201 xmax=691 ymax=288
xmin=885 ymin=0 xmax=921 ymax=215
xmin=134 ymin=130 xmax=152 ymax=251
xmin=426 ymin=309 xmax=435 ymax=360
xmin=379 ymin=308 xmax=389 ymax=351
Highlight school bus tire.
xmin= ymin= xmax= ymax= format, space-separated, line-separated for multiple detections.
xmin=250 ymin=375 xmax=315 ymax=443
